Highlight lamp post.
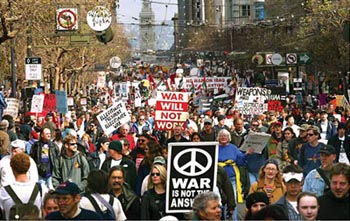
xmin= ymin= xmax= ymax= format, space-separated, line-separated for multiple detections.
xmin=10 ymin=0 xmax=16 ymax=98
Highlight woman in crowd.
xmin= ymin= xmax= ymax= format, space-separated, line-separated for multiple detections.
xmin=280 ymin=127 xmax=296 ymax=170
xmin=249 ymin=159 xmax=285 ymax=204
xmin=192 ymin=191 xmax=221 ymax=221
xmin=190 ymin=132 xmax=202 ymax=142
xmin=217 ymin=129 xmax=254 ymax=220
xmin=244 ymin=192 xmax=270 ymax=220
xmin=81 ymin=133 xmax=95 ymax=154
xmin=297 ymin=192 xmax=319 ymax=221
xmin=42 ymin=190 xmax=59 ymax=218
xmin=141 ymin=164 xmax=183 ymax=220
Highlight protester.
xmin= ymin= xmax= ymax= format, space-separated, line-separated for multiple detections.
xmin=244 ymin=192 xmax=270 ymax=220
xmin=166 ymin=124 xmax=189 ymax=144
xmin=42 ymin=190 xmax=59 ymax=218
xmin=110 ymin=124 xmax=136 ymax=151
xmin=80 ymin=170 xmax=126 ymax=221
xmin=199 ymin=118 xmax=216 ymax=141
xmin=287 ymin=124 xmax=310 ymax=165
xmin=317 ymin=163 xmax=350 ymax=220
xmin=297 ymin=192 xmax=319 ymax=221
xmin=249 ymin=159 xmax=285 ymax=204
xmin=0 ymin=153 xmax=47 ymax=220
xmin=109 ymin=165 xmax=141 ymax=220
xmin=191 ymin=191 xmax=221 ymax=221
xmin=45 ymin=181 xmax=102 ymax=220
xmin=89 ymin=136 xmax=110 ymax=170
xmin=0 ymin=121 xmax=10 ymax=160
xmin=253 ymin=204 xmax=289 ymax=220
xmin=327 ymin=122 xmax=350 ymax=164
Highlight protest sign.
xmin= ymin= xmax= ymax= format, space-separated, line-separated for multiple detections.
xmin=166 ymin=142 xmax=218 ymax=213
xmin=97 ymin=101 xmax=130 ymax=135
xmin=56 ymin=91 xmax=68 ymax=113
xmin=3 ymin=98 xmax=20 ymax=119
xmin=30 ymin=94 xmax=45 ymax=113
xmin=43 ymin=93 xmax=57 ymax=112
xmin=240 ymin=132 xmax=271 ymax=154
xmin=155 ymin=91 xmax=189 ymax=131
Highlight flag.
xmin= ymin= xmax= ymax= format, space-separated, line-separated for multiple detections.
xmin=169 ymin=72 xmax=176 ymax=85
xmin=148 ymin=73 xmax=157 ymax=88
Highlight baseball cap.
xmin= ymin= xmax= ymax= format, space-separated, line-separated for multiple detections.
xmin=204 ymin=118 xmax=212 ymax=124
xmin=272 ymin=121 xmax=282 ymax=127
xmin=319 ymin=144 xmax=336 ymax=155
xmin=283 ymin=172 xmax=303 ymax=182
xmin=109 ymin=140 xmax=123 ymax=153
xmin=309 ymin=125 xmax=320 ymax=134
xmin=11 ymin=139 xmax=25 ymax=149
xmin=53 ymin=181 xmax=81 ymax=195
xmin=299 ymin=124 xmax=310 ymax=131
xmin=153 ymin=156 xmax=166 ymax=165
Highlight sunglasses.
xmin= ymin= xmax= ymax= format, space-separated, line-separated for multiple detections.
xmin=251 ymin=124 xmax=259 ymax=127
xmin=69 ymin=143 xmax=77 ymax=146
xmin=204 ymin=122 xmax=211 ymax=125
xmin=307 ymin=133 xmax=315 ymax=136
xmin=138 ymin=139 xmax=146 ymax=143
xmin=151 ymin=172 xmax=160 ymax=177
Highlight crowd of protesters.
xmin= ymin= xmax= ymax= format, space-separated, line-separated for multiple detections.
xmin=0 ymin=67 xmax=349 ymax=220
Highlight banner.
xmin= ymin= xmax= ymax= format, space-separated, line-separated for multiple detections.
xmin=97 ymin=101 xmax=130 ymax=135
xmin=235 ymin=87 xmax=271 ymax=107
xmin=166 ymin=142 xmax=218 ymax=213
xmin=154 ymin=91 xmax=189 ymax=131
xmin=240 ymin=132 xmax=271 ymax=154
xmin=236 ymin=103 xmax=268 ymax=116
xmin=56 ymin=90 xmax=68 ymax=113
xmin=184 ymin=77 xmax=231 ymax=90
xmin=3 ymin=98 xmax=20 ymax=119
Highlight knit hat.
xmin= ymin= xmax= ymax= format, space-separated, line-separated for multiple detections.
xmin=108 ymin=140 xmax=122 ymax=153
xmin=246 ymin=192 xmax=269 ymax=209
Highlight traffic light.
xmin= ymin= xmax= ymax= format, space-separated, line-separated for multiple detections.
xmin=96 ymin=26 xmax=114 ymax=44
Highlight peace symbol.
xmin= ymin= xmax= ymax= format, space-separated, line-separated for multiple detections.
xmin=173 ymin=148 xmax=212 ymax=177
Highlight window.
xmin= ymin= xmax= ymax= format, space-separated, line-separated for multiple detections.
xmin=241 ymin=5 xmax=250 ymax=17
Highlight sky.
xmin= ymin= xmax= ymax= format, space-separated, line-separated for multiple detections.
xmin=117 ymin=0 xmax=178 ymax=24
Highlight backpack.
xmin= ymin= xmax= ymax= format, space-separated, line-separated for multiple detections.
xmin=4 ymin=184 xmax=40 ymax=220
xmin=85 ymin=194 xmax=115 ymax=220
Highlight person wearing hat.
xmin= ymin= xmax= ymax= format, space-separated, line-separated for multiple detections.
xmin=199 ymin=118 xmax=216 ymax=141
xmin=287 ymin=124 xmax=310 ymax=165
xmin=101 ymin=140 xmax=137 ymax=192
xmin=298 ymin=125 xmax=326 ymax=177
xmin=45 ymin=181 xmax=102 ymax=220
xmin=327 ymin=122 xmax=350 ymax=164
xmin=303 ymin=144 xmax=337 ymax=197
xmin=298 ymin=109 xmax=315 ymax=126
xmin=0 ymin=139 xmax=39 ymax=187
xmin=52 ymin=134 xmax=90 ymax=192
xmin=88 ymin=137 xmax=110 ymax=170
xmin=275 ymin=164 xmax=304 ymax=220
xmin=244 ymin=192 xmax=270 ymax=220
xmin=266 ymin=121 xmax=284 ymax=166
xmin=213 ymin=115 xmax=230 ymax=136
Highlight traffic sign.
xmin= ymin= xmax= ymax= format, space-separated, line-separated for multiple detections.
xmin=251 ymin=54 xmax=264 ymax=65
xmin=265 ymin=53 xmax=273 ymax=65
xmin=56 ymin=8 xmax=78 ymax=31
xmin=271 ymin=53 xmax=283 ymax=65
xmin=298 ymin=53 xmax=311 ymax=64
xmin=286 ymin=53 xmax=297 ymax=65
xmin=25 ymin=57 xmax=42 ymax=80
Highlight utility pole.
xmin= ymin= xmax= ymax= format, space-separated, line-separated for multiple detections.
xmin=9 ymin=0 xmax=16 ymax=98
xmin=172 ymin=13 xmax=178 ymax=65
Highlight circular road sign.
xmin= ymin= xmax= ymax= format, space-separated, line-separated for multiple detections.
xmin=87 ymin=6 xmax=112 ymax=31
xmin=271 ymin=53 xmax=283 ymax=66
xmin=110 ymin=56 xmax=121 ymax=69
xmin=57 ymin=9 xmax=78 ymax=30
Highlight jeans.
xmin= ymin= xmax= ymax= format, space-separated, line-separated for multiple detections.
xmin=229 ymin=176 xmax=238 ymax=221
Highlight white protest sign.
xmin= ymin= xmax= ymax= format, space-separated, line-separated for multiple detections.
xmin=3 ymin=98 xmax=20 ymax=118
xmin=97 ymin=101 xmax=130 ymax=135
xmin=240 ymin=132 xmax=271 ymax=154
xmin=30 ymin=94 xmax=45 ymax=113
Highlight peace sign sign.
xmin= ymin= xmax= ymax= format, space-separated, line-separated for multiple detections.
xmin=173 ymin=148 xmax=212 ymax=176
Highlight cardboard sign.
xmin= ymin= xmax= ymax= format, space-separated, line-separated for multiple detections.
xmin=56 ymin=91 xmax=68 ymax=113
xmin=240 ymin=132 xmax=271 ymax=154
xmin=166 ymin=142 xmax=218 ymax=213
xmin=3 ymin=98 xmax=20 ymax=119
xmin=30 ymin=94 xmax=45 ymax=113
xmin=154 ymin=91 xmax=189 ymax=131
xmin=43 ymin=93 xmax=57 ymax=112
xmin=97 ymin=101 xmax=130 ymax=135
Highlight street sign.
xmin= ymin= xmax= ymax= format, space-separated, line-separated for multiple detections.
xmin=25 ymin=57 xmax=42 ymax=80
xmin=286 ymin=53 xmax=297 ymax=65
xmin=251 ymin=54 xmax=264 ymax=65
xmin=56 ymin=8 xmax=78 ymax=31
xmin=265 ymin=53 xmax=273 ymax=65
xmin=298 ymin=53 xmax=311 ymax=64
xmin=271 ymin=53 xmax=283 ymax=66
xmin=109 ymin=56 xmax=121 ymax=69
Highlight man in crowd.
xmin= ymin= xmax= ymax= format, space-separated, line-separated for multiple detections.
xmin=109 ymin=165 xmax=141 ymax=220
xmin=200 ymin=118 xmax=216 ymax=141
xmin=303 ymin=144 xmax=337 ymax=196
xmin=166 ymin=124 xmax=189 ymax=144
xmin=287 ymin=124 xmax=310 ymax=165
xmin=52 ymin=134 xmax=90 ymax=192
xmin=317 ymin=163 xmax=350 ymax=220
xmin=30 ymin=127 xmax=60 ymax=189
xmin=101 ymin=140 xmax=137 ymax=192
xmin=45 ymin=181 xmax=102 ymax=220
xmin=327 ymin=122 xmax=350 ymax=164
xmin=110 ymin=124 xmax=136 ymax=151
xmin=230 ymin=117 xmax=248 ymax=147
xmin=315 ymin=110 xmax=336 ymax=141
xmin=275 ymin=164 xmax=304 ymax=220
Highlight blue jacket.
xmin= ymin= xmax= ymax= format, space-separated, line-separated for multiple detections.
xmin=303 ymin=168 xmax=328 ymax=197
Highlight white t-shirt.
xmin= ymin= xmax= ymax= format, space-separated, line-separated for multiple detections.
xmin=80 ymin=194 xmax=126 ymax=221
xmin=0 ymin=181 xmax=47 ymax=220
